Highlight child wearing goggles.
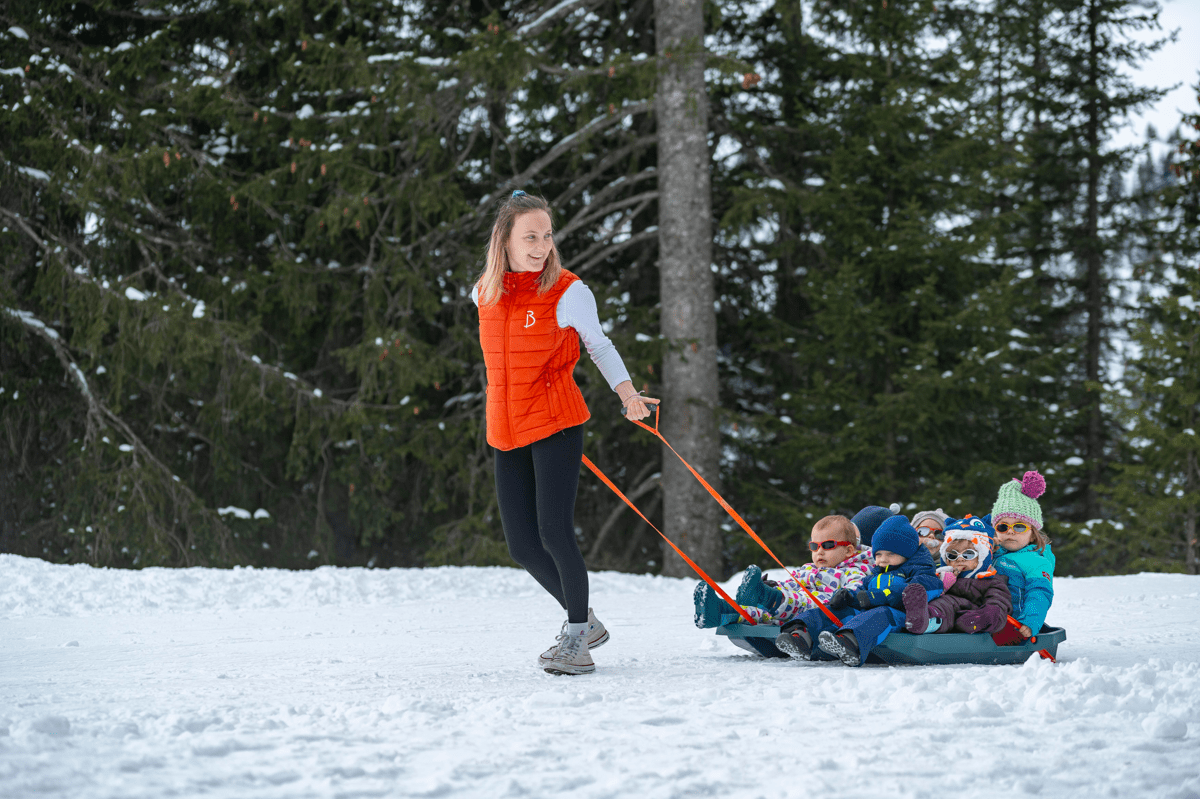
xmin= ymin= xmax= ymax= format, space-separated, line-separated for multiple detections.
xmin=990 ymin=470 xmax=1055 ymax=638
xmin=902 ymin=516 xmax=1013 ymax=634
xmin=692 ymin=514 xmax=874 ymax=628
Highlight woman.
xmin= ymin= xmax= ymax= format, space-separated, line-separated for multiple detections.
xmin=472 ymin=190 xmax=658 ymax=675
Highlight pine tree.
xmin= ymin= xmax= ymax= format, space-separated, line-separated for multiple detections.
xmin=1105 ymin=85 xmax=1200 ymax=574
xmin=0 ymin=0 xmax=675 ymax=571
xmin=704 ymin=0 xmax=1062 ymax=564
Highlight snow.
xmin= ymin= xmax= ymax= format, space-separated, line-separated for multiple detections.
xmin=124 ymin=287 xmax=147 ymax=302
xmin=1 ymin=556 xmax=1198 ymax=798
xmin=16 ymin=165 xmax=51 ymax=182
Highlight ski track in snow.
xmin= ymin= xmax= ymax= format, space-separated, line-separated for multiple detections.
xmin=1 ymin=555 xmax=1198 ymax=799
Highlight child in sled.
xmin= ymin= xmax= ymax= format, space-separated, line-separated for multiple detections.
xmin=990 ymin=471 xmax=1055 ymax=639
xmin=692 ymin=514 xmax=875 ymax=629
xmin=902 ymin=515 xmax=1013 ymax=634
xmin=912 ymin=508 xmax=950 ymax=560
xmin=776 ymin=515 xmax=942 ymax=666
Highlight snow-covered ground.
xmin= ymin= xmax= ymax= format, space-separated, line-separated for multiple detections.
xmin=1 ymin=555 xmax=1198 ymax=799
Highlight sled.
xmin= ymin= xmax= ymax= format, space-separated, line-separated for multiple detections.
xmin=715 ymin=622 xmax=1067 ymax=665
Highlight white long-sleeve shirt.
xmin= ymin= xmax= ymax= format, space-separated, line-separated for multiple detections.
xmin=471 ymin=281 xmax=632 ymax=390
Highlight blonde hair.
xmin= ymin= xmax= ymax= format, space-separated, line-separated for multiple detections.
xmin=813 ymin=515 xmax=860 ymax=547
xmin=476 ymin=192 xmax=562 ymax=306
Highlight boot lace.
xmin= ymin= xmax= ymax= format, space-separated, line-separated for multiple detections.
xmin=553 ymin=631 xmax=583 ymax=661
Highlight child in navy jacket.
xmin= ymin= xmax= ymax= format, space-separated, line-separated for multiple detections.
xmin=776 ymin=515 xmax=942 ymax=666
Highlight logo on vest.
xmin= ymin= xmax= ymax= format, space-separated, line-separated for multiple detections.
xmin=524 ymin=310 xmax=536 ymax=328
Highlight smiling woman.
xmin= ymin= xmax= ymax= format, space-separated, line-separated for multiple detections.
xmin=471 ymin=190 xmax=659 ymax=676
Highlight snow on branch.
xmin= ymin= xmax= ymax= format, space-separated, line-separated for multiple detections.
xmin=516 ymin=0 xmax=593 ymax=37
xmin=2 ymin=303 xmax=232 ymax=559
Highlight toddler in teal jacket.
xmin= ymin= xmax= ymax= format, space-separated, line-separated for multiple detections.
xmin=990 ymin=470 xmax=1055 ymax=638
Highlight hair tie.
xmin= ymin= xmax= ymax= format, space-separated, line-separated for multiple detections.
xmin=511 ymin=189 xmax=526 ymax=198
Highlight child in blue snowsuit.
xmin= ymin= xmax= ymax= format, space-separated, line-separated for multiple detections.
xmin=775 ymin=515 xmax=942 ymax=666
xmin=990 ymin=470 xmax=1055 ymax=638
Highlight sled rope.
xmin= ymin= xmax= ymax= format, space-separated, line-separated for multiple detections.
xmin=581 ymin=453 xmax=756 ymax=625
xmin=594 ymin=405 xmax=843 ymax=628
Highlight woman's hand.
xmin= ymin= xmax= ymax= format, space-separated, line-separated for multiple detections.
xmin=1018 ymin=624 xmax=1033 ymax=638
xmin=622 ymin=394 xmax=660 ymax=422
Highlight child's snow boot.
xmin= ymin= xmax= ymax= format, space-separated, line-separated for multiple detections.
xmin=817 ymin=629 xmax=862 ymax=667
xmin=902 ymin=583 xmax=931 ymax=634
xmin=735 ymin=565 xmax=783 ymax=613
xmin=693 ymin=582 xmax=740 ymax=629
xmin=775 ymin=622 xmax=814 ymax=661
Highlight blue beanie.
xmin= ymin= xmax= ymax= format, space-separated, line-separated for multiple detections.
xmin=869 ymin=515 xmax=920 ymax=559
xmin=850 ymin=505 xmax=896 ymax=547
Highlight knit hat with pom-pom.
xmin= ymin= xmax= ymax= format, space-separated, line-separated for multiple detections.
xmin=990 ymin=470 xmax=1047 ymax=531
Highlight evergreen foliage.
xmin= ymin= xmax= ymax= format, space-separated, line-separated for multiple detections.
xmin=1103 ymin=86 xmax=1200 ymax=574
xmin=1 ymin=0 xmax=1193 ymax=577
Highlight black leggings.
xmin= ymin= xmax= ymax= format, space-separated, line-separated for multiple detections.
xmin=494 ymin=425 xmax=588 ymax=624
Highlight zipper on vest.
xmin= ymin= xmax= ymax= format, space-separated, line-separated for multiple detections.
xmin=503 ymin=298 xmax=514 ymax=446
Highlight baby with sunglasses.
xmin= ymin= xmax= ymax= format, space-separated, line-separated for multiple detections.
xmin=989 ymin=470 xmax=1055 ymax=639
xmin=902 ymin=516 xmax=1013 ymax=634
xmin=692 ymin=515 xmax=874 ymax=628
xmin=911 ymin=508 xmax=950 ymax=560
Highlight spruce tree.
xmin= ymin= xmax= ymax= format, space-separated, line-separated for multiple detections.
xmin=705 ymin=0 xmax=1061 ymax=564
xmin=1105 ymin=87 xmax=1200 ymax=574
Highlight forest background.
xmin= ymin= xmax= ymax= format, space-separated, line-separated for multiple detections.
xmin=1 ymin=0 xmax=1197 ymax=579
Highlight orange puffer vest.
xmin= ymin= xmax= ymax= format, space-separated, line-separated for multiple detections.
xmin=479 ymin=269 xmax=591 ymax=451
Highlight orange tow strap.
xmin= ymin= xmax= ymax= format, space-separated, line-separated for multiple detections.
xmin=586 ymin=405 xmax=843 ymax=628
xmin=581 ymin=454 xmax=754 ymax=625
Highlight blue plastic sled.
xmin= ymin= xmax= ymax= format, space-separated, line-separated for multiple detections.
xmin=716 ymin=623 xmax=1067 ymax=665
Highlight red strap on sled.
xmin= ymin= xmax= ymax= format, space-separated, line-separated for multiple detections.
xmin=996 ymin=615 xmax=1056 ymax=662
xmin=581 ymin=454 xmax=756 ymax=625
xmin=590 ymin=405 xmax=843 ymax=628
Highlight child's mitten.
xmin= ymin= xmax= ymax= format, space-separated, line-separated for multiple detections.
xmin=826 ymin=587 xmax=854 ymax=610
xmin=860 ymin=572 xmax=908 ymax=607
xmin=936 ymin=567 xmax=957 ymax=591
xmin=958 ymin=605 xmax=1006 ymax=634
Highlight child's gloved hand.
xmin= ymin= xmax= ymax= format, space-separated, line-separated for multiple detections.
xmin=826 ymin=588 xmax=853 ymax=610
xmin=860 ymin=573 xmax=908 ymax=606
xmin=958 ymin=605 xmax=1007 ymax=634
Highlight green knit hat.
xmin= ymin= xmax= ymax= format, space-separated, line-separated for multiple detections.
xmin=990 ymin=470 xmax=1046 ymax=530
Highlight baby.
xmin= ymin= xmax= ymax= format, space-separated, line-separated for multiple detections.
xmin=902 ymin=516 xmax=1013 ymax=634
xmin=692 ymin=515 xmax=874 ymax=628
xmin=776 ymin=515 xmax=942 ymax=666
xmin=912 ymin=508 xmax=949 ymax=560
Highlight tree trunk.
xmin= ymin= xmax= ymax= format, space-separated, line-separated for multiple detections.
xmin=1187 ymin=337 xmax=1197 ymax=576
xmin=1082 ymin=0 xmax=1104 ymax=520
xmin=654 ymin=0 xmax=723 ymax=577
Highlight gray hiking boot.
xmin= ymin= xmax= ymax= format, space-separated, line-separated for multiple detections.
xmin=538 ymin=608 xmax=608 ymax=667
xmin=543 ymin=630 xmax=595 ymax=675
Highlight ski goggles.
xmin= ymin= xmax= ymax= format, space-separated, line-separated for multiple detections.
xmin=994 ymin=522 xmax=1031 ymax=534
xmin=944 ymin=548 xmax=979 ymax=561
xmin=808 ymin=540 xmax=855 ymax=551
xmin=915 ymin=525 xmax=944 ymax=540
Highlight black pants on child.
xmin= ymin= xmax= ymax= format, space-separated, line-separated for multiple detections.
xmin=494 ymin=425 xmax=588 ymax=624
